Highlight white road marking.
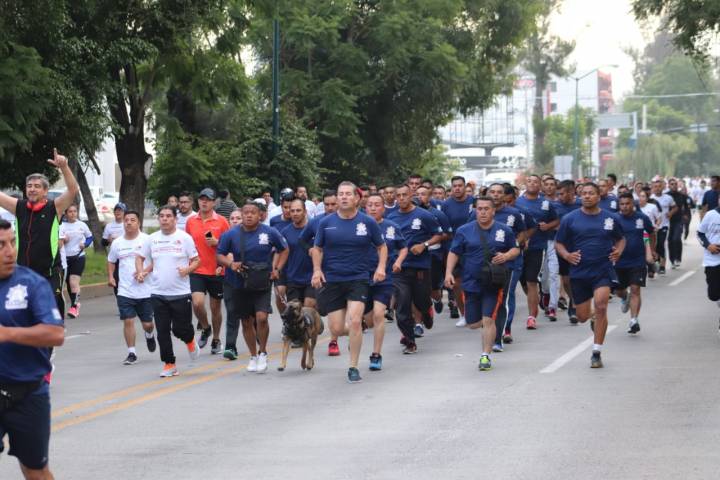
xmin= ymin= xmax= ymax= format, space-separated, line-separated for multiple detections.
xmin=669 ymin=270 xmax=696 ymax=286
xmin=540 ymin=325 xmax=618 ymax=374
xmin=64 ymin=331 xmax=91 ymax=340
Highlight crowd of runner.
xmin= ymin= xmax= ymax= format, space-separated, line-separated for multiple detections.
xmin=1 ymin=150 xmax=720 ymax=477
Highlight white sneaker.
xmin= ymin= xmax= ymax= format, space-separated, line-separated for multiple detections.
xmin=247 ymin=356 xmax=258 ymax=372
xmin=256 ymin=352 xmax=268 ymax=373
xmin=187 ymin=340 xmax=200 ymax=361
xmin=455 ymin=316 xmax=467 ymax=327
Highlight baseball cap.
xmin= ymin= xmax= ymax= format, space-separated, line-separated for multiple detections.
xmin=280 ymin=188 xmax=295 ymax=201
xmin=114 ymin=202 xmax=128 ymax=212
xmin=199 ymin=188 xmax=216 ymax=200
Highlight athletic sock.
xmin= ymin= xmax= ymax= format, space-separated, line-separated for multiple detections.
xmin=69 ymin=292 xmax=77 ymax=306
xmin=128 ymin=347 xmax=136 ymax=354
xmin=629 ymin=317 xmax=638 ymax=325
xmin=592 ymin=344 xmax=602 ymax=352
xmin=144 ymin=331 xmax=155 ymax=339
xmin=481 ymin=351 xmax=489 ymax=357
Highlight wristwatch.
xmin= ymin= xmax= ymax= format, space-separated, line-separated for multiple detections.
xmin=423 ymin=241 xmax=430 ymax=248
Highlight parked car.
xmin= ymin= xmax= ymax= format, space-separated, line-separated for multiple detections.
xmin=95 ymin=192 xmax=120 ymax=223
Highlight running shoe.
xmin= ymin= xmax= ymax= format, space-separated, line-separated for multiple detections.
xmin=590 ymin=351 xmax=603 ymax=368
xmin=478 ymin=355 xmax=492 ymax=371
xmin=347 ymin=367 xmax=362 ymax=383
xmin=247 ymin=355 xmax=258 ymax=372
xmin=223 ymin=347 xmax=238 ymax=361
xmin=671 ymin=261 xmax=679 ymax=269
xmin=492 ymin=343 xmax=504 ymax=353
xmin=432 ymin=298 xmax=444 ymax=314
xmin=568 ymin=308 xmax=578 ymax=324
xmin=160 ymin=363 xmax=178 ymax=377
xmin=198 ymin=327 xmax=211 ymax=349
xmin=620 ymin=296 xmax=630 ymax=314
xmin=449 ymin=301 xmax=460 ymax=319
xmin=547 ymin=308 xmax=557 ymax=322
xmin=210 ymin=339 xmax=223 ymax=355
xmin=539 ymin=292 xmax=549 ymax=311
xmin=369 ymin=353 xmax=383 ymax=371
xmin=558 ymin=297 xmax=568 ymax=310
xmin=659 ymin=266 xmax=666 ymax=275
xmin=385 ymin=308 xmax=395 ymax=323
xmin=628 ymin=320 xmax=641 ymax=334
xmin=187 ymin=339 xmax=200 ymax=361
xmin=257 ymin=352 xmax=268 ymax=373
xmin=146 ymin=335 xmax=157 ymax=353
xmin=503 ymin=328 xmax=513 ymax=344
xmin=402 ymin=343 xmax=418 ymax=355
xmin=328 ymin=340 xmax=340 ymax=356
xmin=526 ymin=316 xmax=537 ymax=330
xmin=123 ymin=352 xmax=138 ymax=365
xmin=422 ymin=311 xmax=434 ymax=330
xmin=455 ymin=316 xmax=467 ymax=327
xmin=414 ymin=324 xmax=424 ymax=338
xmin=67 ymin=304 xmax=80 ymax=319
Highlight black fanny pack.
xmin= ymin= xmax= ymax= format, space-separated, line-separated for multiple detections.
xmin=239 ymin=229 xmax=272 ymax=291
xmin=0 ymin=380 xmax=43 ymax=413
xmin=477 ymin=229 xmax=509 ymax=290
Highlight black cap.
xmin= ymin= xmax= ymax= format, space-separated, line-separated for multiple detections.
xmin=199 ymin=188 xmax=216 ymax=200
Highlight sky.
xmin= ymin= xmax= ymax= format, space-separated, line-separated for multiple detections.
xmin=550 ymin=0 xmax=652 ymax=100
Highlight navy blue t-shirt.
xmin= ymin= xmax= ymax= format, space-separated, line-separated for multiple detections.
xmin=424 ymin=205 xmax=452 ymax=259
xmin=515 ymin=195 xmax=558 ymax=251
xmin=0 ymin=265 xmax=63 ymax=383
xmin=217 ymin=224 xmax=288 ymax=288
xmin=270 ymin=214 xmax=292 ymax=231
xmin=299 ymin=213 xmax=325 ymax=246
xmin=616 ymin=211 xmax=655 ymax=268
xmin=442 ymin=196 xmax=475 ymax=232
xmin=554 ymin=199 xmax=582 ymax=220
xmin=450 ymin=221 xmax=517 ymax=293
xmin=702 ymin=189 xmax=719 ymax=210
xmin=369 ymin=219 xmax=407 ymax=287
xmin=280 ymin=223 xmax=313 ymax=286
xmin=495 ymin=206 xmax=527 ymax=271
xmin=387 ymin=206 xmax=442 ymax=269
xmin=555 ymin=209 xmax=624 ymax=279
xmin=383 ymin=204 xmax=399 ymax=218
xmin=599 ymin=195 xmax=619 ymax=213
xmin=314 ymin=212 xmax=385 ymax=282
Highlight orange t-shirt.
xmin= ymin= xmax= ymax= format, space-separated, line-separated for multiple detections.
xmin=185 ymin=211 xmax=230 ymax=275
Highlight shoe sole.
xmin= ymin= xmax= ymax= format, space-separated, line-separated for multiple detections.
xmin=223 ymin=352 xmax=238 ymax=361
xmin=123 ymin=360 xmax=137 ymax=365
xmin=160 ymin=371 xmax=178 ymax=377
xmin=403 ymin=349 xmax=417 ymax=355
xmin=590 ymin=362 xmax=603 ymax=368
xmin=526 ymin=325 xmax=536 ymax=330
xmin=347 ymin=378 xmax=362 ymax=383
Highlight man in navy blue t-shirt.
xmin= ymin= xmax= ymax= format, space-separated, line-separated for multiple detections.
xmin=280 ymin=199 xmax=315 ymax=308
xmin=217 ymin=202 xmax=288 ymax=372
xmin=387 ymin=184 xmax=442 ymax=353
xmin=446 ymin=197 xmax=519 ymax=371
xmin=516 ymin=174 xmax=559 ymax=330
xmin=615 ymin=193 xmax=656 ymax=335
xmin=0 ymin=219 xmax=64 ymax=478
xmin=598 ymin=179 xmax=619 ymax=213
xmin=556 ymin=183 xmax=626 ymax=369
xmin=364 ymin=194 xmax=408 ymax=371
xmin=312 ymin=182 xmax=387 ymax=383
xmin=554 ymin=180 xmax=582 ymax=323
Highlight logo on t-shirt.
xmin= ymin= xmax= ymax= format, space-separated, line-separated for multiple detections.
xmin=411 ymin=218 xmax=422 ymax=230
xmin=258 ymin=233 xmax=269 ymax=245
xmin=604 ymin=218 xmax=614 ymax=230
xmin=495 ymin=229 xmax=505 ymax=242
xmin=611 ymin=200 xmax=617 ymax=209
xmin=635 ymin=218 xmax=644 ymax=229
xmin=541 ymin=200 xmax=549 ymax=210
xmin=385 ymin=226 xmax=396 ymax=239
xmin=506 ymin=215 xmax=515 ymax=227
xmin=356 ymin=223 xmax=368 ymax=236
xmin=5 ymin=284 xmax=28 ymax=310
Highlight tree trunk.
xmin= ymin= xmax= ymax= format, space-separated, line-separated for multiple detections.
xmin=74 ymin=162 xmax=105 ymax=252
xmin=115 ymin=131 xmax=148 ymax=223
xmin=532 ymin=79 xmax=546 ymax=169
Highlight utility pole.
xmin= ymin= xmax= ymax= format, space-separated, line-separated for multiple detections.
xmin=271 ymin=1 xmax=280 ymax=199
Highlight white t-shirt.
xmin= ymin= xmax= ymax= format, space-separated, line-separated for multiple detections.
xmin=698 ymin=209 xmax=720 ymax=267
xmin=102 ymin=221 xmax=125 ymax=243
xmin=640 ymin=203 xmax=661 ymax=228
xmin=176 ymin=211 xmax=196 ymax=231
xmin=650 ymin=193 xmax=676 ymax=228
xmin=60 ymin=220 xmax=92 ymax=257
xmin=140 ymin=229 xmax=198 ymax=296
xmin=107 ymin=233 xmax=152 ymax=299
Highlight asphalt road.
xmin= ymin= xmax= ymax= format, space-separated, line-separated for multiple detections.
xmin=1 ymin=233 xmax=717 ymax=479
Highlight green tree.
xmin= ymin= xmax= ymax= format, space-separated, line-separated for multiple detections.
xmin=534 ymin=106 xmax=595 ymax=173
xmin=614 ymin=134 xmax=696 ymax=179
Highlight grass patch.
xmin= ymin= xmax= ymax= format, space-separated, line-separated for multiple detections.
xmin=81 ymin=248 xmax=109 ymax=286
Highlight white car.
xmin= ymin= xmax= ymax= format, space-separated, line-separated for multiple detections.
xmin=95 ymin=192 xmax=120 ymax=223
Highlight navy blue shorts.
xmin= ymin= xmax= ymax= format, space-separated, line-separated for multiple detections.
xmin=116 ymin=296 xmax=154 ymax=322
xmin=571 ymin=272 xmax=615 ymax=305
xmin=364 ymin=284 xmax=394 ymax=314
xmin=0 ymin=386 xmax=51 ymax=470
xmin=464 ymin=289 xmax=503 ymax=324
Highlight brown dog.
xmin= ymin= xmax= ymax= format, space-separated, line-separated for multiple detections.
xmin=278 ymin=300 xmax=324 ymax=371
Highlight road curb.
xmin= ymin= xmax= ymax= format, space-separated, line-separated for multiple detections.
xmin=81 ymin=282 xmax=113 ymax=299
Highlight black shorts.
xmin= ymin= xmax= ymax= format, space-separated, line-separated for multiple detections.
xmin=65 ymin=254 xmax=86 ymax=277
xmin=224 ymin=285 xmax=272 ymax=319
xmin=116 ymin=296 xmax=154 ymax=321
xmin=558 ymin=256 xmax=570 ymax=276
xmin=189 ymin=273 xmax=224 ymax=299
xmin=364 ymin=284 xmax=394 ymax=314
xmin=431 ymin=255 xmax=445 ymax=290
xmin=317 ymin=280 xmax=369 ymax=316
xmin=286 ymin=284 xmax=316 ymax=303
xmin=615 ymin=266 xmax=647 ymax=289
xmin=521 ymin=249 xmax=544 ymax=285
xmin=274 ymin=269 xmax=287 ymax=288
xmin=705 ymin=265 xmax=720 ymax=301
xmin=0 ymin=387 xmax=51 ymax=470
xmin=571 ymin=271 xmax=615 ymax=305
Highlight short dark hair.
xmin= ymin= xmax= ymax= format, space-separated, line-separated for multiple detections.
xmin=618 ymin=192 xmax=634 ymax=201
xmin=607 ymin=173 xmax=618 ymax=183
xmin=367 ymin=193 xmax=383 ymax=202
xmin=503 ymin=184 xmax=516 ymax=196
xmin=558 ymin=180 xmax=576 ymax=190
xmin=488 ymin=182 xmax=505 ymax=190
xmin=158 ymin=205 xmax=178 ymax=216
xmin=178 ymin=191 xmax=192 ymax=200
xmin=289 ymin=198 xmax=306 ymax=210
xmin=450 ymin=176 xmax=466 ymax=184
xmin=218 ymin=189 xmax=230 ymax=199
xmin=580 ymin=182 xmax=600 ymax=194
xmin=0 ymin=219 xmax=11 ymax=231
xmin=408 ymin=174 xmax=422 ymax=180
xmin=475 ymin=195 xmax=494 ymax=207
xmin=124 ymin=210 xmax=141 ymax=219
xmin=433 ymin=185 xmax=446 ymax=192
xmin=322 ymin=189 xmax=336 ymax=200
